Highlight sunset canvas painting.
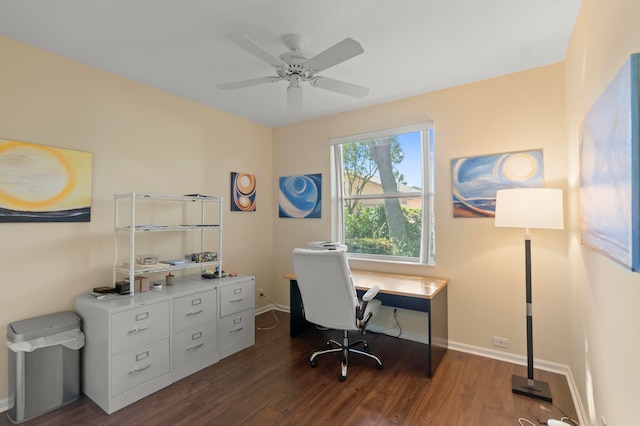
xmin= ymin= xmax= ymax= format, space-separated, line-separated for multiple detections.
xmin=451 ymin=149 xmax=544 ymax=218
xmin=0 ymin=140 xmax=92 ymax=222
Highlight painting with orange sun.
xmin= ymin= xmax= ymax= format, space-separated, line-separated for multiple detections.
xmin=451 ymin=149 xmax=544 ymax=218
xmin=231 ymin=172 xmax=256 ymax=212
xmin=0 ymin=140 xmax=92 ymax=222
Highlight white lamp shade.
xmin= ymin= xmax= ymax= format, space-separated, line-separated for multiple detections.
xmin=494 ymin=188 xmax=564 ymax=230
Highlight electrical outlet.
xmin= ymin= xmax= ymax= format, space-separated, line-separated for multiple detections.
xmin=259 ymin=289 xmax=265 ymax=297
xmin=492 ymin=336 xmax=509 ymax=348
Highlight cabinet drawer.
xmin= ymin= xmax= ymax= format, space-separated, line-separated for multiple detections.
xmin=111 ymin=337 xmax=170 ymax=397
xmin=173 ymin=322 xmax=217 ymax=369
xmin=220 ymin=280 xmax=255 ymax=317
xmin=173 ymin=290 xmax=216 ymax=332
xmin=111 ymin=301 xmax=170 ymax=354
xmin=219 ymin=309 xmax=254 ymax=354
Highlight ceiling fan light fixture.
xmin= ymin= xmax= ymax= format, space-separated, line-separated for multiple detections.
xmin=287 ymin=82 xmax=303 ymax=110
xmin=288 ymin=74 xmax=302 ymax=89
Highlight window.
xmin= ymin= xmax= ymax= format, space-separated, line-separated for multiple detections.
xmin=330 ymin=122 xmax=435 ymax=265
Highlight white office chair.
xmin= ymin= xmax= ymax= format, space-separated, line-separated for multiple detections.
xmin=291 ymin=248 xmax=383 ymax=381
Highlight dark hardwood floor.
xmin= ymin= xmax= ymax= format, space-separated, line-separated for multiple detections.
xmin=2 ymin=310 xmax=578 ymax=425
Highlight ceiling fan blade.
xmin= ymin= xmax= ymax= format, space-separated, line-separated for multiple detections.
xmin=287 ymin=75 xmax=303 ymax=110
xmin=217 ymin=76 xmax=281 ymax=90
xmin=304 ymin=38 xmax=364 ymax=73
xmin=226 ymin=34 xmax=288 ymax=68
xmin=313 ymin=76 xmax=370 ymax=98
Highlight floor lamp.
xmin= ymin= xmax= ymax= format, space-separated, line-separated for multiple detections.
xmin=494 ymin=188 xmax=564 ymax=402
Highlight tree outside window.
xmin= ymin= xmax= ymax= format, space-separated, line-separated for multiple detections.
xmin=332 ymin=124 xmax=434 ymax=264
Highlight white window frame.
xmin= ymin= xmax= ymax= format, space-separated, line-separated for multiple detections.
xmin=330 ymin=122 xmax=435 ymax=265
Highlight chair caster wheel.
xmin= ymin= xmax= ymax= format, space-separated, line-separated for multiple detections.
xmin=339 ymin=375 xmax=346 ymax=382
xmin=310 ymin=360 xmax=317 ymax=368
xmin=363 ymin=344 xmax=370 ymax=352
xmin=377 ymin=363 xmax=383 ymax=370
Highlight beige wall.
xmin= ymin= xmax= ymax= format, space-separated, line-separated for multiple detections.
xmin=4 ymin=1 xmax=640 ymax=419
xmin=564 ymin=0 xmax=640 ymax=423
xmin=273 ymin=64 xmax=570 ymax=363
xmin=0 ymin=36 xmax=274 ymax=402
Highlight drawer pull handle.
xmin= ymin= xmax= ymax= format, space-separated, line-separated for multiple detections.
xmin=128 ymin=325 xmax=150 ymax=333
xmin=230 ymin=327 xmax=244 ymax=334
xmin=230 ymin=298 xmax=243 ymax=303
xmin=186 ymin=309 xmax=203 ymax=316
xmin=129 ymin=363 xmax=151 ymax=374
xmin=187 ymin=343 xmax=204 ymax=351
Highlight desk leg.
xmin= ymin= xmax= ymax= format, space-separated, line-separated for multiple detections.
xmin=429 ymin=285 xmax=448 ymax=377
xmin=290 ymin=280 xmax=314 ymax=337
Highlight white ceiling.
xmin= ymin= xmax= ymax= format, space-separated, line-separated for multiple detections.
xmin=0 ymin=0 xmax=581 ymax=128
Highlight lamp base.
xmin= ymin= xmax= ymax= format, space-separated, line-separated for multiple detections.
xmin=511 ymin=375 xmax=552 ymax=402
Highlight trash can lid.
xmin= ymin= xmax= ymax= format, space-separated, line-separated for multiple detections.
xmin=7 ymin=311 xmax=81 ymax=343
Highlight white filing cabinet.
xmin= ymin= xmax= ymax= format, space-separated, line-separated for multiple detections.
xmin=75 ymin=277 xmax=234 ymax=414
xmin=186 ymin=274 xmax=255 ymax=359
xmin=218 ymin=276 xmax=255 ymax=359
xmin=75 ymin=291 xmax=171 ymax=414
xmin=172 ymin=287 xmax=218 ymax=381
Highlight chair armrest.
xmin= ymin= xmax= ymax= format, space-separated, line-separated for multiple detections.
xmin=357 ymin=285 xmax=380 ymax=321
xmin=362 ymin=285 xmax=380 ymax=302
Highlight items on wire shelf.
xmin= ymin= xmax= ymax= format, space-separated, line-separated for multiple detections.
xmin=159 ymin=259 xmax=191 ymax=266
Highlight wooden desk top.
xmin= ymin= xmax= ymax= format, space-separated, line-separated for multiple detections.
xmin=284 ymin=269 xmax=448 ymax=300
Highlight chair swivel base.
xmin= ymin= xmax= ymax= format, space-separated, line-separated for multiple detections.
xmin=309 ymin=330 xmax=383 ymax=381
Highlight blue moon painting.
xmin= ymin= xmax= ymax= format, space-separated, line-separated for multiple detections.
xmin=451 ymin=149 xmax=544 ymax=218
xmin=279 ymin=174 xmax=322 ymax=218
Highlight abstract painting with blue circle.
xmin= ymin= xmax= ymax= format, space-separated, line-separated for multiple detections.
xmin=451 ymin=149 xmax=544 ymax=218
xmin=278 ymin=173 xmax=322 ymax=218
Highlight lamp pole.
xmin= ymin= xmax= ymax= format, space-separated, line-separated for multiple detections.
xmin=510 ymin=231 xmax=552 ymax=402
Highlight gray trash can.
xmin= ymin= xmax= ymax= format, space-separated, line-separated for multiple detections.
xmin=6 ymin=311 xmax=85 ymax=424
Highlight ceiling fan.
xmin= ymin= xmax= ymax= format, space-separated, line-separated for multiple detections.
xmin=217 ymin=33 xmax=369 ymax=110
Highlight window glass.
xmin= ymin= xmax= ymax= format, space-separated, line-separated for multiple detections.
xmin=331 ymin=123 xmax=434 ymax=264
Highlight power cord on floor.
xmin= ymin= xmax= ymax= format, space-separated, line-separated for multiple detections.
xmin=392 ymin=307 xmax=402 ymax=338
xmin=517 ymin=401 xmax=581 ymax=426
xmin=256 ymin=291 xmax=284 ymax=331
xmin=518 ymin=419 xmax=579 ymax=426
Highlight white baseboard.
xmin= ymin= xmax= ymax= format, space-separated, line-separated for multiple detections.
xmin=255 ymin=304 xmax=289 ymax=316
xmin=365 ymin=324 xmax=429 ymax=344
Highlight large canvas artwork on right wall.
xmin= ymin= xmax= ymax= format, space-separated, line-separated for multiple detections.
xmin=579 ymin=52 xmax=640 ymax=271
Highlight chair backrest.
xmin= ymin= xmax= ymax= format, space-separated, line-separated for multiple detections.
xmin=291 ymin=248 xmax=359 ymax=331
